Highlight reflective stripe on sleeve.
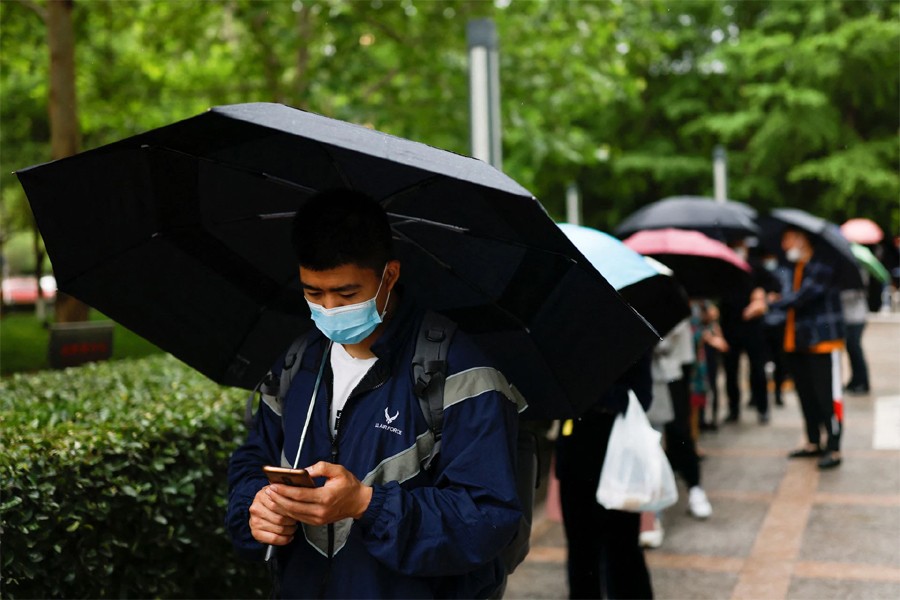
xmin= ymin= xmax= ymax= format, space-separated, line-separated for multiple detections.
xmin=444 ymin=366 xmax=528 ymax=413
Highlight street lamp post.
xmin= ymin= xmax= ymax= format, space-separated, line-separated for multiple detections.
xmin=713 ymin=145 xmax=727 ymax=203
xmin=566 ymin=183 xmax=581 ymax=226
xmin=467 ymin=19 xmax=502 ymax=169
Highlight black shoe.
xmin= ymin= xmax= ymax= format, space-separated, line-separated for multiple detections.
xmin=788 ymin=446 xmax=824 ymax=458
xmin=724 ymin=414 xmax=739 ymax=423
xmin=818 ymin=453 xmax=842 ymax=469
xmin=699 ymin=420 xmax=719 ymax=431
xmin=758 ymin=412 xmax=770 ymax=424
xmin=845 ymin=384 xmax=870 ymax=396
xmin=775 ymin=397 xmax=784 ymax=407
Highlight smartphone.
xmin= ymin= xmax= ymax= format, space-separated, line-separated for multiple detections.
xmin=262 ymin=465 xmax=316 ymax=487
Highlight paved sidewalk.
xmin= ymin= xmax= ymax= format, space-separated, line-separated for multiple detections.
xmin=506 ymin=316 xmax=900 ymax=599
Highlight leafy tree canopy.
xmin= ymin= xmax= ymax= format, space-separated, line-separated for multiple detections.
xmin=1 ymin=0 xmax=897 ymax=272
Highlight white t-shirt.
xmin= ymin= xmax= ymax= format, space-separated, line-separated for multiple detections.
xmin=329 ymin=343 xmax=378 ymax=435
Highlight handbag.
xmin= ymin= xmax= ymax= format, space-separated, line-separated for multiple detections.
xmin=595 ymin=391 xmax=678 ymax=512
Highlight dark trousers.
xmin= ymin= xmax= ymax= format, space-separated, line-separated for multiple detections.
xmin=763 ymin=324 xmax=788 ymax=404
xmin=557 ymin=413 xmax=653 ymax=599
xmin=704 ymin=345 xmax=721 ymax=424
xmin=560 ymin=478 xmax=653 ymax=599
xmin=786 ymin=352 xmax=842 ymax=452
xmin=845 ymin=323 xmax=869 ymax=389
xmin=664 ymin=368 xmax=700 ymax=488
xmin=723 ymin=322 xmax=769 ymax=416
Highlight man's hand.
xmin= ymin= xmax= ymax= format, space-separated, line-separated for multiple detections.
xmin=264 ymin=462 xmax=373 ymax=527
xmin=248 ymin=487 xmax=299 ymax=546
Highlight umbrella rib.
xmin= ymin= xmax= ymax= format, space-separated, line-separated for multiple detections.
xmin=378 ymin=175 xmax=446 ymax=210
xmin=144 ymin=144 xmax=321 ymax=194
xmin=389 ymin=226 xmax=530 ymax=333
xmin=385 ymin=213 xmax=469 ymax=233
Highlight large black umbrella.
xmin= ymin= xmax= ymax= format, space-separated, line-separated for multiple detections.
xmin=768 ymin=208 xmax=864 ymax=290
xmin=17 ymin=103 xmax=658 ymax=419
xmin=615 ymin=195 xmax=759 ymax=242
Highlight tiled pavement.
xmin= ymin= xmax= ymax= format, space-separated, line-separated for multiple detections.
xmin=506 ymin=316 xmax=900 ymax=599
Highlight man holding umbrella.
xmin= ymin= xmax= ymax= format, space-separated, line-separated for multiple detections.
xmin=226 ymin=190 xmax=523 ymax=598
xmin=745 ymin=226 xmax=845 ymax=469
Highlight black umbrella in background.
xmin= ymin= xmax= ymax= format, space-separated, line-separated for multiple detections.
xmin=16 ymin=103 xmax=658 ymax=419
xmin=614 ymin=196 xmax=759 ymax=242
xmin=768 ymin=208 xmax=864 ymax=290
xmin=623 ymin=228 xmax=753 ymax=299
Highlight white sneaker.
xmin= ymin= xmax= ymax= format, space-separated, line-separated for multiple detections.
xmin=639 ymin=518 xmax=664 ymax=548
xmin=688 ymin=486 xmax=712 ymax=519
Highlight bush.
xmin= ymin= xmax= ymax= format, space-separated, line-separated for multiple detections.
xmin=0 ymin=356 xmax=269 ymax=598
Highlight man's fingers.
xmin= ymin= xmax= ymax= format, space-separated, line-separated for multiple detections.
xmin=267 ymin=483 xmax=319 ymax=502
xmin=254 ymin=491 xmax=300 ymax=524
xmin=248 ymin=511 xmax=297 ymax=546
xmin=249 ymin=492 xmax=299 ymax=546
xmin=266 ymin=486 xmax=331 ymax=525
xmin=251 ymin=527 xmax=294 ymax=547
xmin=305 ymin=460 xmax=343 ymax=479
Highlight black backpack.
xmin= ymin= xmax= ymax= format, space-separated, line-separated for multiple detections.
xmin=244 ymin=310 xmax=538 ymax=575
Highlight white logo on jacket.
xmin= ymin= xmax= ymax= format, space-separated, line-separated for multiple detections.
xmin=376 ymin=407 xmax=403 ymax=435
xmin=385 ymin=407 xmax=399 ymax=424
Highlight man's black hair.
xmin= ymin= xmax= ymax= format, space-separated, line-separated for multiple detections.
xmin=291 ymin=189 xmax=393 ymax=272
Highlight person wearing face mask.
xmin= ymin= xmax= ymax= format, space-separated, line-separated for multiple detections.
xmin=744 ymin=227 xmax=845 ymax=470
xmin=226 ymin=189 xmax=522 ymax=598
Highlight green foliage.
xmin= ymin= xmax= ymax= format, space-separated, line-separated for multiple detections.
xmin=0 ymin=313 xmax=50 ymax=376
xmin=0 ymin=356 xmax=267 ymax=598
xmin=575 ymin=0 xmax=899 ymax=233
xmin=2 ymin=231 xmax=51 ymax=274
xmin=0 ymin=312 xmax=162 ymax=375
xmin=1 ymin=0 xmax=897 ymax=261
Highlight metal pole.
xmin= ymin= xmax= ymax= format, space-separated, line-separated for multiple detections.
xmin=713 ymin=145 xmax=727 ymax=202
xmin=467 ymin=19 xmax=501 ymax=168
xmin=566 ymin=183 xmax=581 ymax=225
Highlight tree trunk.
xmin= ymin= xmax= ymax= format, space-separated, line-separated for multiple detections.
xmin=47 ymin=0 xmax=89 ymax=323
xmin=293 ymin=5 xmax=312 ymax=108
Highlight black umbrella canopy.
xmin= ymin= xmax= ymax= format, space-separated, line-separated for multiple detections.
xmin=768 ymin=208 xmax=864 ymax=290
xmin=615 ymin=196 xmax=759 ymax=242
xmin=17 ymin=103 xmax=658 ymax=419
xmin=618 ymin=274 xmax=690 ymax=337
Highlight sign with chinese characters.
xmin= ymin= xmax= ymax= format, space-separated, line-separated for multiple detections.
xmin=49 ymin=321 xmax=115 ymax=369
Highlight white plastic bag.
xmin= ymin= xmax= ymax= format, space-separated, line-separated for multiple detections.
xmin=595 ymin=392 xmax=678 ymax=512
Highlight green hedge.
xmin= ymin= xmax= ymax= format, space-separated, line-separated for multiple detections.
xmin=0 ymin=356 xmax=269 ymax=598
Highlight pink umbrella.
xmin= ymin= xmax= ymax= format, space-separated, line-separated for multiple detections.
xmin=623 ymin=228 xmax=751 ymax=298
xmin=840 ymin=218 xmax=883 ymax=245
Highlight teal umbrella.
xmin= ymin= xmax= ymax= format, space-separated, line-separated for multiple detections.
xmin=850 ymin=243 xmax=890 ymax=284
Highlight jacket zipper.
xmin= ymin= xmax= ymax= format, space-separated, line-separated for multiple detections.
xmin=318 ymin=361 xmax=388 ymax=597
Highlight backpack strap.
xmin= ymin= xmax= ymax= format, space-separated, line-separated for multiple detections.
xmin=244 ymin=332 xmax=313 ymax=430
xmin=412 ymin=310 xmax=457 ymax=470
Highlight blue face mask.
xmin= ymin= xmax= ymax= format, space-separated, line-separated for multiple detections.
xmin=306 ymin=268 xmax=391 ymax=345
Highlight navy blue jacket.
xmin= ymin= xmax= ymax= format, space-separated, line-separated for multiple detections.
xmin=226 ymin=294 xmax=522 ymax=598
xmin=769 ymin=256 xmax=845 ymax=350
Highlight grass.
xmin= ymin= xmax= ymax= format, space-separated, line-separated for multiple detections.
xmin=0 ymin=310 xmax=163 ymax=376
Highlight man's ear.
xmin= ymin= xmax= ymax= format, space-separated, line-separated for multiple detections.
xmin=385 ymin=260 xmax=401 ymax=290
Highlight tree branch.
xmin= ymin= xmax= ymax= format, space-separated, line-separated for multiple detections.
xmin=362 ymin=16 xmax=407 ymax=47
xmin=14 ymin=0 xmax=47 ymax=21
xmin=361 ymin=67 xmax=400 ymax=99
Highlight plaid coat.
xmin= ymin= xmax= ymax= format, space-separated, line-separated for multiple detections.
xmin=770 ymin=257 xmax=845 ymax=351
